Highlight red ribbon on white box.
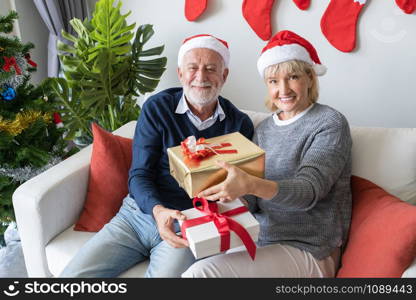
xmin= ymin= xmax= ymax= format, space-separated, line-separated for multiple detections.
xmin=180 ymin=197 xmax=256 ymax=260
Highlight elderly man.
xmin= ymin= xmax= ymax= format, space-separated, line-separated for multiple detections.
xmin=60 ymin=34 xmax=254 ymax=278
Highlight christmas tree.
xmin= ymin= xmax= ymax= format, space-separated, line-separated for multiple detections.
xmin=0 ymin=11 xmax=68 ymax=244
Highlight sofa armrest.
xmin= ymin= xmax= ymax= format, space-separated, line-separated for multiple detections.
xmin=12 ymin=121 xmax=136 ymax=277
xmin=12 ymin=145 xmax=92 ymax=277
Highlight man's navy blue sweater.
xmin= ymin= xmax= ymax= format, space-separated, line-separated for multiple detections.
xmin=128 ymin=88 xmax=254 ymax=214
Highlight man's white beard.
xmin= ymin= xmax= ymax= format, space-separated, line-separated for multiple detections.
xmin=184 ymin=81 xmax=222 ymax=106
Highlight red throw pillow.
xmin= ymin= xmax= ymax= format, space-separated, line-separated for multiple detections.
xmin=337 ymin=175 xmax=416 ymax=277
xmin=74 ymin=123 xmax=133 ymax=232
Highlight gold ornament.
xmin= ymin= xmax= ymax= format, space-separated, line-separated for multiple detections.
xmin=0 ymin=111 xmax=52 ymax=136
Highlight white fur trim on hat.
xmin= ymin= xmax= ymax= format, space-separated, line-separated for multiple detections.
xmin=257 ymin=44 xmax=327 ymax=78
xmin=178 ymin=35 xmax=230 ymax=68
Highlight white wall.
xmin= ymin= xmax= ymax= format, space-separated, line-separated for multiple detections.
xmin=0 ymin=1 xmax=12 ymax=17
xmin=0 ymin=1 xmax=14 ymax=33
xmin=14 ymin=0 xmax=49 ymax=84
xmin=114 ymin=0 xmax=415 ymax=128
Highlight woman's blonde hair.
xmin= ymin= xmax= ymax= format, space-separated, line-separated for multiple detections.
xmin=264 ymin=60 xmax=319 ymax=112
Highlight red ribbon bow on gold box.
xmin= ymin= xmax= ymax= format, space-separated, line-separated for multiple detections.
xmin=181 ymin=136 xmax=238 ymax=166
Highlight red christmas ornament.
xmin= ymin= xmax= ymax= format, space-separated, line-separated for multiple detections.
xmin=321 ymin=0 xmax=367 ymax=53
xmin=395 ymin=0 xmax=416 ymax=14
xmin=53 ymin=112 xmax=64 ymax=128
xmin=185 ymin=0 xmax=208 ymax=21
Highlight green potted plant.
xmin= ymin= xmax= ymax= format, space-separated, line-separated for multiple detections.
xmin=46 ymin=0 xmax=167 ymax=145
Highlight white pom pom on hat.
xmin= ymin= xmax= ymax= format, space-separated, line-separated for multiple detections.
xmin=257 ymin=30 xmax=327 ymax=78
xmin=178 ymin=34 xmax=230 ymax=68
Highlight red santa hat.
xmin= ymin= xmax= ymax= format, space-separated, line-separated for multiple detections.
xmin=257 ymin=30 xmax=327 ymax=78
xmin=178 ymin=34 xmax=230 ymax=68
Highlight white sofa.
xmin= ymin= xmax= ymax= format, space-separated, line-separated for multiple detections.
xmin=12 ymin=110 xmax=416 ymax=277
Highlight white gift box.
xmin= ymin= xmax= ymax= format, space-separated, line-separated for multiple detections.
xmin=178 ymin=198 xmax=259 ymax=259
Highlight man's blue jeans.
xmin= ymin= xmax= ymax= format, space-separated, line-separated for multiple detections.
xmin=60 ymin=196 xmax=195 ymax=277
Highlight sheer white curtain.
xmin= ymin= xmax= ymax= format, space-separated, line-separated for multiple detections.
xmin=33 ymin=0 xmax=90 ymax=77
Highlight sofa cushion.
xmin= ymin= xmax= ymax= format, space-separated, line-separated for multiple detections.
xmin=74 ymin=123 xmax=133 ymax=232
xmin=350 ymin=127 xmax=416 ymax=204
xmin=241 ymin=109 xmax=271 ymax=128
xmin=337 ymin=176 xmax=416 ymax=278
xmin=46 ymin=225 xmax=148 ymax=277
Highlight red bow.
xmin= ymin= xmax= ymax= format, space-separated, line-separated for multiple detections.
xmin=181 ymin=197 xmax=257 ymax=260
xmin=3 ymin=56 xmax=22 ymax=75
xmin=24 ymin=53 xmax=37 ymax=67
xmin=181 ymin=136 xmax=238 ymax=166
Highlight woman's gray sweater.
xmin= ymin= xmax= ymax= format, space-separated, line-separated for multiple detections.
xmin=246 ymin=103 xmax=352 ymax=260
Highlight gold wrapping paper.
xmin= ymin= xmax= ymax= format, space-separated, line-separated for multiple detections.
xmin=168 ymin=132 xmax=265 ymax=197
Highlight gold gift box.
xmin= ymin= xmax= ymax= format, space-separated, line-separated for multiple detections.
xmin=167 ymin=132 xmax=265 ymax=198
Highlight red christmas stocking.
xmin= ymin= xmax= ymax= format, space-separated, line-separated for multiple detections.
xmin=185 ymin=0 xmax=208 ymax=21
xmin=395 ymin=0 xmax=416 ymax=14
xmin=293 ymin=0 xmax=311 ymax=10
xmin=321 ymin=0 xmax=367 ymax=53
xmin=242 ymin=0 xmax=275 ymax=41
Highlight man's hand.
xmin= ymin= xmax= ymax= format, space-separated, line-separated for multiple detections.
xmin=153 ymin=205 xmax=189 ymax=248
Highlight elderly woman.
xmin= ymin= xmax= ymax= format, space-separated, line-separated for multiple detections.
xmin=182 ymin=30 xmax=352 ymax=278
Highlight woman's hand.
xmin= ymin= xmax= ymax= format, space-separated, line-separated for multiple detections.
xmin=198 ymin=160 xmax=279 ymax=202
xmin=197 ymin=160 xmax=253 ymax=202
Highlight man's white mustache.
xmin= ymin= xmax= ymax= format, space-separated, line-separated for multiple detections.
xmin=191 ymin=82 xmax=212 ymax=88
